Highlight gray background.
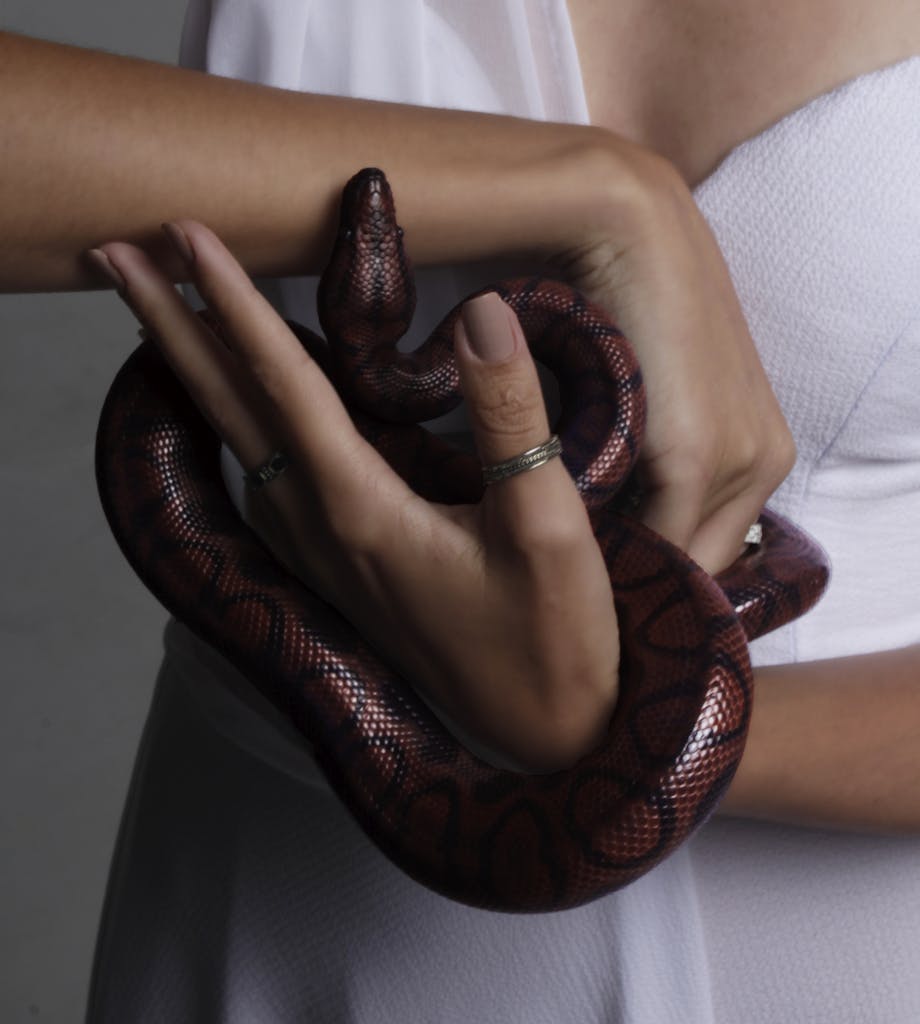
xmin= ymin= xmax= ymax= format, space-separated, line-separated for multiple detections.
xmin=1 ymin=3 xmax=189 ymax=1020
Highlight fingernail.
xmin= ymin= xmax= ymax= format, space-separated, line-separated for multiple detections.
xmin=162 ymin=221 xmax=195 ymax=265
xmin=459 ymin=292 xmax=518 ymax=363
xmin=86 ymin=248 xmax=126 ymax=294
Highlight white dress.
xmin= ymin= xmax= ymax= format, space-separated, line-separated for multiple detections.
xmin=87 ymin=3 xmax=920 ymax=1021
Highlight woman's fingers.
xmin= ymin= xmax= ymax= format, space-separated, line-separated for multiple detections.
xmin=450 ymin=291 xmax=619 ymax=762
xmin=99 ymin=223 xmax=411 ymax=557
xmin=91 ymin=234 xmax=620 ymax=770
xmin=553 ymin=163 xmax=795 ymax=576
xmin=454 ymin=292 xmax=584 ymax=553
xmin=92 ymin=240 xmax=277 ymax=475
xmin=159 ymin=221 xmax=382 ymax=502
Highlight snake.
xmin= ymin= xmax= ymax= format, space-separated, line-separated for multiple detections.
xmin=95 ymin=167 xmax=829 ymax=913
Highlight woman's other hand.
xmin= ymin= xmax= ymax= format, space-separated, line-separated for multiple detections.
xmin=552 ymin=145 xmax=795 ymax=574
xmin=90 ymin=225 xmax=619 ymax=773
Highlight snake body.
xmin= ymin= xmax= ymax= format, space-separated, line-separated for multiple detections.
xmin=96 ymin=168 xmax=829 ymax=912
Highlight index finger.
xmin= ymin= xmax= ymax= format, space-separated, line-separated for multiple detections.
xmin=94 ymin=238 xmax=279 ymax=479
xmin=165 ymin=220 xmax=379 ymax=492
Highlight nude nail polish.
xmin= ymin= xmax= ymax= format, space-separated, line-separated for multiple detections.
xmin=86 ymin=248 xmax=126 ymax=294
xmin=459 ymin=292 xmax=519 ymax=363
xmin=162 ymin=221 xmax=195 ymax=265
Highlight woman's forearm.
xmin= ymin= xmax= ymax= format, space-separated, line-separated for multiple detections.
xmin=720 ymin=643 xmax=920 ymax=832
xmin=0 ymin=31 xmax=632 ymax=293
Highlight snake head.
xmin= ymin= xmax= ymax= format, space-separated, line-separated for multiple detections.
xmin=319 ymin=167 xmax=416 ymax=352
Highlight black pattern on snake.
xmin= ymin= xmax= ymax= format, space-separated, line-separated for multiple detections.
xmin=95 ymin=167 xmax=829 ymax=912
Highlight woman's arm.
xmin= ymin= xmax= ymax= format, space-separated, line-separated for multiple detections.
xmin=0 ymin=30 xmax=633 ymax=291
xmin=3 ymin=31 xmax=806 ymax=773
xmin=96 ymin=223 xmax=620 ymax=772
xmin=721 ymin=644 xmax=920 ymax=832
xmin=102 ymin=213 xmax=920 ymax=795
xmin=1 ymin=31 xmax=793 ymax=574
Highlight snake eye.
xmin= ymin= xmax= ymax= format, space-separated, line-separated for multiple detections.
xmin=343 ymin=227 xmax=355 ymax=242
xmin=396 ymin=226 xmax=405 ymax=238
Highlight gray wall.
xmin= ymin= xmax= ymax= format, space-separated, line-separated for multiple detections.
xmin=1 ymin=4 xmax=189 ymax=1021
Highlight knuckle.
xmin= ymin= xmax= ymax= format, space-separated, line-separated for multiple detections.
xmin=316 ymin=500 xmax=384 ymax=579
xmin=655 ymin=441 xmax=715 ymax=495
xmin=720 ymin=430 xmax=761 ymax=481
xmin=318 ymin=461 xmax=397 ymax=559
xmin=766 ymin=426 xmax=797 ymax=483
xmin=251 ymin=358 xmax=288 ymax=403
xmin=676 ymin=417 xmax=795 ymax=515
xmin=504 ymin=506 xmax=585 ymax=562
xmin=251 ymin=343 xmax=312 ymax=403
xmin=324 ymin=497 xmax=373 ymax=551
xmin=471 ymin=374 xmax=544 ymax=442
xmin=724 ymin=420 xmax=797 ymax=497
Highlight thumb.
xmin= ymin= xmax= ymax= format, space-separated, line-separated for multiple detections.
xmin=453 ymin=291 xmax=555 ymax=475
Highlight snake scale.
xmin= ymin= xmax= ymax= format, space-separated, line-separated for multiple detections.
xmin=96 ymin=168 xmax=829 ymax=912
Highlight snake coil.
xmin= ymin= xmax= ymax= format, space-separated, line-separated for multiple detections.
xmin=96 ymin=168 xmax=829 ymax=912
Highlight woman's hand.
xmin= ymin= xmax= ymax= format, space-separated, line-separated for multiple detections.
xmin=90 ymin=224 xmax=619 ymax=773
xmin=1 ymin=29 xmax=794 ymax=567
xmin=551 ymin=146 xmax=795 ymax=573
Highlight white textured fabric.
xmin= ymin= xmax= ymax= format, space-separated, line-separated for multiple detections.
xmin=144 ymin=2 xmax=920 ymax=1021
xmin=688 ymin=60 xmax=920 ymax=1024
xmin=696 ymin=64 xmax=920 ymax=667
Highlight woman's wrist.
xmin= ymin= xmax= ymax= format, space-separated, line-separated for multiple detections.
xmin=0 ymin=31 xmax=641 ymax=293
xmin=391 ymin=125 xmax=645 ymax=269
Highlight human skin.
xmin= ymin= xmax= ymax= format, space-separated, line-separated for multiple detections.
xmin=95 ymin=218 xmax=920 ymax=819
xmin=3 ymin=4 xmax=920 ymax=818
xmin=566 ymin=0 xmax=920 ymax=829
xmin=3 ymin=30 xmax=789 ymax=770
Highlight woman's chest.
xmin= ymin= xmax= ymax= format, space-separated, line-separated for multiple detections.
xmin=565 ymin=0 xmax=920 ymax=184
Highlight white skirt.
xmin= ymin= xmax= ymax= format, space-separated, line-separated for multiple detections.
xmin=86 ymin=621 xmax=715 ymax=1024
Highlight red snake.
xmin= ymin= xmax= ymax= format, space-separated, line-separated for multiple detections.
xmin=96 ymin=168 xmax=829 ymax=912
